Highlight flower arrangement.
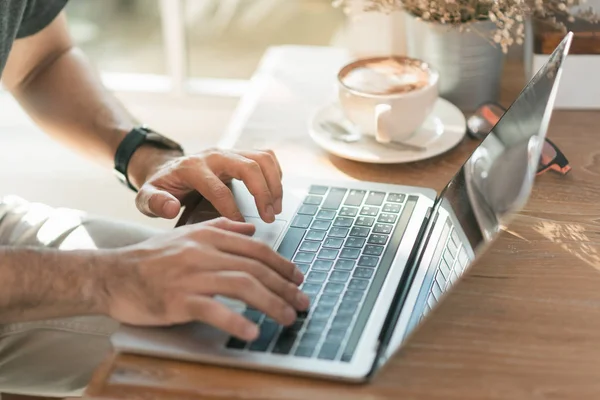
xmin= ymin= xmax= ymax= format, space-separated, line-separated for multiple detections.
xmin=333 ymin=0 xmax=599 ymax=52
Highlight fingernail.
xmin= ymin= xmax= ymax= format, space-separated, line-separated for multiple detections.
xmin=284 ymin=307 xmax=296 ymax=324
xmin=163 ymin=200 xmax=179 ymax=216
xmin=244 ymin=324 xmax=259 ymax=340
xmin=296 ymin=292 xmax=310 ymax=309
xmin=266 ymin=204 xmax=275 ymax=221
xmin=293 ymin=268 xmax=304 ymax=285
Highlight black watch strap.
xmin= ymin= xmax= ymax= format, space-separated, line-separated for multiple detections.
xmin=114 ymin=126 xmax=183 ymax=192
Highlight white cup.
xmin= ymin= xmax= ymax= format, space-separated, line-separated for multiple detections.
xmin=337 ymin=56 xmax=439 ymax=144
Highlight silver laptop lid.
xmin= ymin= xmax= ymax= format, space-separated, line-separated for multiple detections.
xmin=374 ymin=32 xmax=573 ymax=370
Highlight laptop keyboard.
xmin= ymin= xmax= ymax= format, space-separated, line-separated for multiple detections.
xmin=420 ymin=219 xmax=471 ymax=320
xmin=226 ymin=185 xmax=419 ymax=362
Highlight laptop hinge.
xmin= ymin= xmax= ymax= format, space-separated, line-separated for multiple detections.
xmin=367 ymin=206 xmax=438 ymax=378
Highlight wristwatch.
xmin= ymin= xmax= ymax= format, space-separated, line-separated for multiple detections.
xmin=114 ymin=126 xmax=184 ymax=192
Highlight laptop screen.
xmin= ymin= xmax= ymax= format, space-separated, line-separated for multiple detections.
xmin=435 ymin=32 xmax=572 ymax=257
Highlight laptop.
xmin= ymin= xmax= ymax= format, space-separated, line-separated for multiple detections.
xmin=112 ymin=33 xmax=573 ymax=382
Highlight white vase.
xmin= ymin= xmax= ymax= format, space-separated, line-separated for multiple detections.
xmin=405 ymin=15 xmax=505 ymax=111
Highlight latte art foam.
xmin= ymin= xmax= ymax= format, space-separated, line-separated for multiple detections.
xmin=341 ymin=58 xmax=431 ymax=95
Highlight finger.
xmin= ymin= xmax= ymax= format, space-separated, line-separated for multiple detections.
xmin=203 ymin=217 xmax=256 ymax=236
xmin=223 ymin=154 xmax=275 ymax=223
xmin=240 ymin=150 xmax=283 ymax=215
xmin=198 ymin=227 xmax=303 ymax=285
xmin=193 ymin=252 xmax=309 ymax=310
xmin=185 ymin=295 xmax=259 ymax=341
xmin=136 ymin=185 xmax=181 ymax=219
xmin=265 ymin=149 xmax=283 ymax=179
xmin=204 ymin=271 xmax=297 ymax=326
xmin=184 ymin=167 xmax=245 ymax=222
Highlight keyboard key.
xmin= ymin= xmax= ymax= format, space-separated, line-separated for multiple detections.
xmin=447 ymin=238 xmax=457 ymax=258
xmin=350 ymin=227 xmax=370 ymax=237
xmin=226 ymin=337 xmax=247 ymax=349
xmin=382 ymin=203 xmax=402 ymax=213
xmin=329 ymin=227 xmax=350 ymax=238
xmin=323 ymin=237 xmax=344 ymax=249
xmin=358 ymin=256 xmax=379 ymax=268
xmin=427 ymin=294 xmax=437 ymax=310
xmin=296 ymin=263 xmax=310 ymax=274
xmin=337 ymin=301 xmax=359 ymax=314
xmin=306 ymin=320 xmax=327 ymax=333
xmin=326 ymin=328 xmax=347 ymax=341
xmin=243 ymin=309 xmax=263 ymax=323
xmin=299 ymin=332 xmax=321 ymax=347
xmin=432 ymin=280 xmax=443 ymax=301
xmin=451 ymin=228 xmax=461 ymax=248
xmin=295 ymin=346 xmax=315 ymax=358
xmin=339 ymin=206 xmax=359 ymax=217
xmin=309 ymin=185 xmax=328 ymax=195
xmin=331 ymin=315 xmax=353 ymax=329
xmin=298 ymin=205 xmax=319 ymax=216
xmin=306 ymin=230 xmax=326 ymax=241
xmin=277 ymin=227 xmax=306 ymax=260
xmin=294 ymin=252 xmax=315 ymax=264
xmin=343 ymin=290 xmax=364 ymax=302
xmin=329 ymin=270 xmax=350 ymax=283
xmin=345 ymin=237 xmax=366 ymax=248
xmin=341 ymin=353 xmax=353 ymax=362
xmin=360 ymin=206 xmax=379 ymax=217
xmin=318 ymin=342 xmax=341 ymax=360
xmin=368 ymin=234 xmax=388 ymax=245
xmin=439 ymin=259 xmax=451 ymax=280
xmin=322 ymin=188 xmax=347 ymax=210
xmin=301 ymin=283 xmax=322 ymax=295
xmin=340 ymin=248 xmax=361 ymax=259
xmin=312 ymin=305 xmax=334 ymax=320
xmin=435 ymin=271 xmax=446 ymax=289
xmin=307 ymin=293 xmax=318 ymax=305
xmin=318 ymin=294 xmax=340 ymax=306
xmin=318 ymin=249 xmax=339 ymax=260
xmin=312 ymin=260 xmax=333 ymax=271
xmin=312 ymin=220 xmax=331 ymax=231
xmin=363 ymin=244 xmax=384 ymax=256
xmin=443 ymin=249 xmax=454 ymax=269
xmin=291 ymin=215 xmax=313 ymax=229
xmin=248 ymin=320 xmax=279 ymax=352
xmin=304 ymin=195 xmax=323 ymax=205
xmin=355 ymin=216 xmax=375 ymax=227
xmin=373 ymin=223 xmax=393 ymax=234
xmin=316 ymin=210 xmax=336 ymax=220
xmin=353 ymin=267 xmax=374 ymax=279
xmin=349 ymin=278 xmax=369 ymax=290
xmin=324 ymin=282 xmax=345 ymax=294
xmin=272 ymin=330 xmax=298 ymax=354
xmin=365 ymin=191 xmax=385 ymax=206
xmin=333 ymin=217 xmax=354 ymax=227
xmin=307 ymin=271 xmax=327 ymax=283
xmin=335 ymin=259 xmax=356 ymax=271
xmin=458 ymin=248 xmax=469 ymax=267
xmin=377 ymin=213 xmax=397 ymax=224
xmin=387 ymin=193 xmax=406 ymax=203
xmin=299 ymin=241 xmax=320 ymax=252
xmin=344 ymin=190 xmax=366 ymax=206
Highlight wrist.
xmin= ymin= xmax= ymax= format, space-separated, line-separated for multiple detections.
xmin=127 ymin=144 xmax=182 ymax=190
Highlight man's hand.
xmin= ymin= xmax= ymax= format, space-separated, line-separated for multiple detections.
xmin=102 ymin=217 xmax=307 ymax=341
xmin=131 ymin=148 xmax=283 ymax=223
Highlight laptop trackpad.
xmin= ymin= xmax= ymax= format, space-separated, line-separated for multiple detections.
xmin=245 ymin=216 xmax=287 ymax=249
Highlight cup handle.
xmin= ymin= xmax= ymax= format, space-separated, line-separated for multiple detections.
xmin=375 ymin=104 xmax=392 ymax=143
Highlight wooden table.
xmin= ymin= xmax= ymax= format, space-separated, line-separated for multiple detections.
xmin=85 ymin=46 xmax=600 ymax=400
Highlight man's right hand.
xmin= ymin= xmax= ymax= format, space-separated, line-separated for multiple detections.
xmin=100 ymin=217 xmax=308 ymax=341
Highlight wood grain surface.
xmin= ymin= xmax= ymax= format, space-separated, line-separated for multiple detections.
xmin=84 ymin=53 xmax=600 ymax=400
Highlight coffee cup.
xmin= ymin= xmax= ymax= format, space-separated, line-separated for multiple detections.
xmin=337 ymin=56 xmax=439 ymax=144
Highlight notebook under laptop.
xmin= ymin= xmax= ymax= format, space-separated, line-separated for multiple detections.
xmin=112 ymin=33 xmax=573 ymax=382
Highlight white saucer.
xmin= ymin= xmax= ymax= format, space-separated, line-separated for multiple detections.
xmin=308 ymin=98 xmax=466 ymax=164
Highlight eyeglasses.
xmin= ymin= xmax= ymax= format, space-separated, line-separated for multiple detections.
xmin=467 ymin=102 xmax=571 ymax=176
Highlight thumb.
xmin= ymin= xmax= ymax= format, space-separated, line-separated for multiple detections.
xmin=136 ymin=185 xmax=181 ymax=219
xmin=204 ymin=217 xmax=256 ymax=236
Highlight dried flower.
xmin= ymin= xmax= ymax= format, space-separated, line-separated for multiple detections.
xmin=333 ymin=0 xmax=599 ymax=53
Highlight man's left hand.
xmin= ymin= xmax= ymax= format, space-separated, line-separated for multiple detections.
xmin=133 ymin=148 xmax=283 ymax=223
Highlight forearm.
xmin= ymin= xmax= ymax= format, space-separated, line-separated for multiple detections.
xmin=0 ymin=247 xmax=110 ymax=323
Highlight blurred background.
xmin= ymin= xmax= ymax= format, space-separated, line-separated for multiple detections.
xmin=1 ymin=0 xmax=355 ymax=229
